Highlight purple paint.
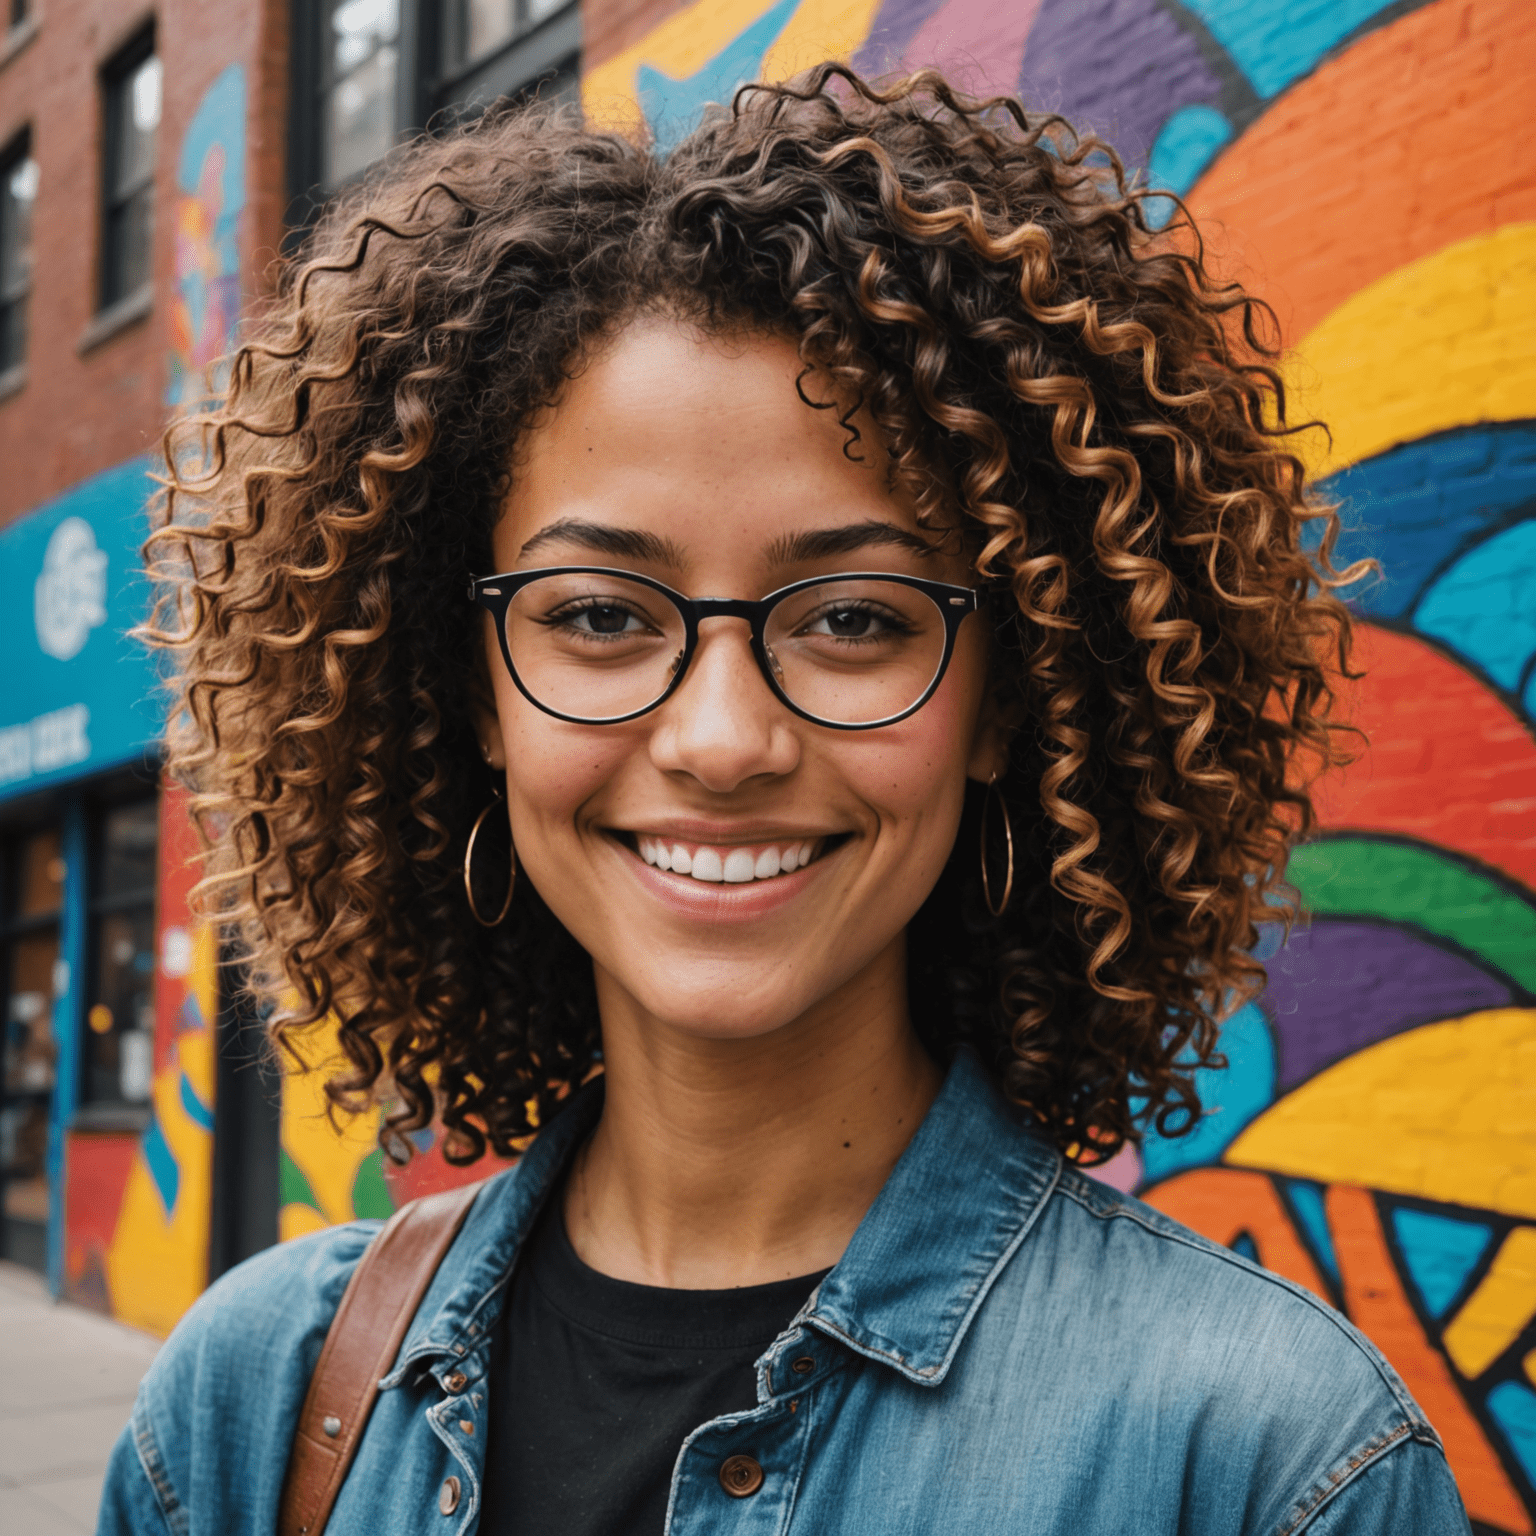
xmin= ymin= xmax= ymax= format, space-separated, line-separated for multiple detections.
xmin=853 ymin=0 xmax=951 ymax=78
xmin=898 ymin=0 xmax=1044 ymax=99
xmin=1262 ymin=920 xmax=1513 ymax=1091
xmin=1016 ymin=0 xmax=1226 ymax=169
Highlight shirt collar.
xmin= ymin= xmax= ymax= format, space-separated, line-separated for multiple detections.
xmin=802 ymin=1049 xmax=1062 ymax=1386
xmin=390 ymin=1048 xmax=1061 ymax=1389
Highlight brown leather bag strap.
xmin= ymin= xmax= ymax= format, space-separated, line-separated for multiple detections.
xmin=278 ymin=1179 xmax=487 ymax=1536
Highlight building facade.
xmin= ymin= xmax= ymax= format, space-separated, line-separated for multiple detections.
xmin=1 ymin=0 xmax=1533 ymax=1526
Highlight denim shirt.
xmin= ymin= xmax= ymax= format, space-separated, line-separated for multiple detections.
xmin=98 ymin=1051 xmax=1468 ymax=1536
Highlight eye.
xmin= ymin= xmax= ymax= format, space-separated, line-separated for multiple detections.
xmin=547 ymin=599 xmax=653 ymax=637
xmin=801 ymin=602 xmax=911 ymax=640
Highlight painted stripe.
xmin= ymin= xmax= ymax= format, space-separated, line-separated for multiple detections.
xmin=1287 ymin=837 xmax=1536 ymax=994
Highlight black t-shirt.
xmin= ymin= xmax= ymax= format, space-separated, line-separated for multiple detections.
xmin=479 ymin=1196 xmax=828 ymax=1535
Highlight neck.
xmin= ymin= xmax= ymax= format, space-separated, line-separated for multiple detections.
xmin=564 ymin=939 xmax=943 ymax=1289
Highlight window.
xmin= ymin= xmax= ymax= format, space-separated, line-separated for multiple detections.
xmin=0 ymin=133 xmax=37 ymax=375
xmin=82 ymin=798 xmax=158 ymax=1108
xmin=324 ymin=0 xmax=401 ymax=186
xmin=442 ymin=0 xmax=568 ymax=74
xmin=100 ymin=30 xmax=160 ymax=309
xmin=1 ymin=825 xmax=65 ymax=1270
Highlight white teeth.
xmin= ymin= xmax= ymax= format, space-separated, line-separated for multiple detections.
xmin=722 ymin=849 xmax=755 ymax=883
xmin=690 ymin=847 xmax=724 ymax=882
xmin=636 ymin=837 xmax=826 ymax=881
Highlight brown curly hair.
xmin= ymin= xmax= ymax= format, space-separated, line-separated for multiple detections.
xmin=144 ymin=67 xmax=1356 ymax=1166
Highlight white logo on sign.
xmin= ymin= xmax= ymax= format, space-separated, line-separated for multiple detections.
xmin=35 ymin=516 xmax=108 ymax=660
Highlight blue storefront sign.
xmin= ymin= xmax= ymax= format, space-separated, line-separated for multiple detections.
xmin=0 ymin=458 xmax=165 ymax=803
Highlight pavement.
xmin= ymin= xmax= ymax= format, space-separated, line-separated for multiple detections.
xmin=0 ymin=1261 xmax=161 ymax=1535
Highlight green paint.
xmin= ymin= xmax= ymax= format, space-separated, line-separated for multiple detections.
xmin=350 ymin=1149 xmax=396 ymax=1220
xmin=1288 ymin=837 xmax=1536 ymax=993
xmin=280 ymin=1146 xmax=321 ymax=1212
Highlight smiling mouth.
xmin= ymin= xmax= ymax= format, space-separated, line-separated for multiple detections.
xmin=626 ymin=834 xmax=837 ymax=885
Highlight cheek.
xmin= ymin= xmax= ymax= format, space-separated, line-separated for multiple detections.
xmin=492 ymin=682 xmax=628 ymax=846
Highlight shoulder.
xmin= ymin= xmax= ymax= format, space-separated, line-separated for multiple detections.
xmin=965 ymin=1164 xmax=1454 ymax=1533
xmin=121 ymin=1221 xmax=381 ymax=1533
xmin=1049 ymin=1164 xmax=1421 ymax=1404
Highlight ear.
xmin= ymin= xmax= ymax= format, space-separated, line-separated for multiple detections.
xmin=964 ymin=679 xmax=1010 ymax=786
xmin=467 ymin=644 xmax=508 ymax=772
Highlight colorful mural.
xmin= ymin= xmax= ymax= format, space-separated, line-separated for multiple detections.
xmin=579 ymin=0 xmax=1536 ymax=1525
xmin=167 ymin=66 xmax=246 ymax=411
xmin=63 ymin=783 xmax=218 ymax=1336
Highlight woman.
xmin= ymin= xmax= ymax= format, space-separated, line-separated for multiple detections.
xmin=100 ymin=70 xmax=1467 ymax=1535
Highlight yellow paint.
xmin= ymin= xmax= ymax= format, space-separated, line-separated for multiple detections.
xmin=1225 ymin=1008 xmax=1536 ymax=1219
xmin=759 ymin=0 xmax=885 ymax=87
xmin=1286 ymin=223 xmax=1536 ymax=478
xmin=280 ymin=1202 xmax=332 ymax=1243
xmin=105 ymin=1028 xmax=215 ymax=1337
xmin=584 ymin=0 xmax=779 ymax=135
xmin=1525 ymin=1347 xmax=1536 ymax=1387
xmin=189 ymin=919 xmax=219 ymax=1041
xmin=1442 ymin=1227 xmax=1536 ymax=1380
xmin=280 ymin=1017 xmax=381 ymax=1231
xmin=583 ymin=0 xmax=882 ymax=137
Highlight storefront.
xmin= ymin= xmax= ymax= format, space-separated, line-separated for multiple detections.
xmin=0 ymin=457 xmax=177 ymax=1300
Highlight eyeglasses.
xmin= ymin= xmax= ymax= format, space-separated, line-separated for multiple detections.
xmin=469 ymin=566 xmax=980 ymax=730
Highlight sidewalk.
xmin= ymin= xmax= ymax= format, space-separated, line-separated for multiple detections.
xmin=0 ymin=1261 xmax=161 ymax=1535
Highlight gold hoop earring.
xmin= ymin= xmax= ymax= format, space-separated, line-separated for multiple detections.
xmin=980 ymin=773 xmax=1014 ymax=918
xmin=464 ymin=791 xmax=516 ymax=927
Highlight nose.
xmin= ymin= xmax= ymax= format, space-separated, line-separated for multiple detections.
xmin=647 ymin=618 xmax=801 ymax=792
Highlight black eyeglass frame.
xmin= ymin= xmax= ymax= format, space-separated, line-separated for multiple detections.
xmin=469 ymin=566 xmax=981 ymax=730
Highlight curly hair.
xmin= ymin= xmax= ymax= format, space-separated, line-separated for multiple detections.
xmin=144 ymin=67 xmax=1357 ymax=1166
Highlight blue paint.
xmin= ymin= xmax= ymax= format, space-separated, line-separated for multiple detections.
xmin=1176 ymin=0 xmax=1415 ymax=99
xmin=1282 ymin=1180 xmax=1339 ymax=1285
xmin=45 ymin=799 xmax=88 ymax=1296
xmin=179 ymin=992 xmax=205 ymax=1034
xmin=1147 ymin=103 xmax=1232 ymax=205
xmin=1486 ymin=1381 xmax=1536 ymax=1484
xmin=1316 ymin=424 xmax=1536 ymax=621
xmin=1389 ymin=1207 xmax=1494 ymax=1321
xmin=1229 ymin=1231 xmax=1259 ymax=1263
xmin=637 ymin=0 xmax=799 ymax=153
xmin=141 ymin=1114 xmax=181 ymax=1217
xmin=1413 ymin=519 xmax=1536 ymax=699
xmin=0 ymin=458 xmax=163 ymax=805
xmin=179 ymin=1073 xmax=215 ymax=1133
xmin=1139 ymin=1001 xmax=1276 ymax=1183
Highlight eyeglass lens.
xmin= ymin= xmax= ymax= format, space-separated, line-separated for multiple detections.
xmin=503 ymin=574 xmax=950 ymax=726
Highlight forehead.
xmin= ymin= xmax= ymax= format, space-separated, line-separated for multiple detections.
xmin=493 ymin=316 xmax=940 ymax=575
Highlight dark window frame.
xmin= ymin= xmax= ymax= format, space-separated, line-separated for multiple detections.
xmin=287 ymin=0 xmax=578 ymax=238
xmin=0 ymin=126 xmax=35 ymax=376
xmin=98 ymin=21 xmax=159 ymax=312
xmin=0 ymin=819 xmax=65 ymax=1271
xmin=78 ymin=786 xmax=159 ymax=1114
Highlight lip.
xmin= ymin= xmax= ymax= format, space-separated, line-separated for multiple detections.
xmin=605 ymin=827 xmax=843 ymax=924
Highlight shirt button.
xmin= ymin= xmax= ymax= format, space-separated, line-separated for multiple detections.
xmin=791 ymin=1356 xmax=815 ymax=1375
xmin=444 ymin=1371 xmax=468 ymax=1393
xmin=439 ymin=1476 xmax=461 ymax=1515
xmin=719 ymin=1454 xmax=765 ymax=1498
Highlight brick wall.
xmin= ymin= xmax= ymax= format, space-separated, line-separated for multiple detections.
xmin=0 ymin=0 xmax=287 ymax=528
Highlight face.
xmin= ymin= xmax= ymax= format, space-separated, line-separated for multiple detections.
xmin=483 ymin=315 xmax=999 ymax=1044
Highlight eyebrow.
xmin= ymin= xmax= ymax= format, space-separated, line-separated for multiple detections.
xmin=518 ymin=519 xmax=688 ymax=566
xmin=516 ymin=516 xmax=939 ymax=568
xmin=767 ymin=521 xmax=939 ymax=564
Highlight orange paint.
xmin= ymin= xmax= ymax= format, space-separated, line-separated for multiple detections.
xmin=1140 ymin=1167 xmax=1331 ymax=1301
xmin=1326 ymin=1184 xmax=1531 ymax=1533
xmin=1310 ymin=624 xmax=1536 ymax=895
xmin=1188 ymin=0 xmax=1536 ymax=343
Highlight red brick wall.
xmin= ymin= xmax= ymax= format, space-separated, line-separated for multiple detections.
xmin=0 ymin=0 xmax=287 ymax=528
